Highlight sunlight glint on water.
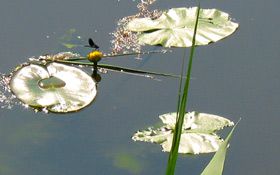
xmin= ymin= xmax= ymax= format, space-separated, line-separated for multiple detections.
xmin=0 ymin=74 xmax=17 ymax=109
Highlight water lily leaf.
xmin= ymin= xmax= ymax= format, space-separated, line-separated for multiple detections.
xmin=132 ymin=111 xmax=234 ymax=154
xmin=126 ymin=7 xmax=239 ymax=47
xmin=159 ymin=112 xmax=234 ymax=132
xmin=132 ymin=127 xmax=171 ymax=144
xmin=9 ymin=62 xmax=97 ymax=113
xmin=162 ymin=133 xmax=222 ymax=154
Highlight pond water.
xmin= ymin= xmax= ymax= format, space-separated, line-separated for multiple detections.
xmin=0 ymin=0 xmax=280 ymax=175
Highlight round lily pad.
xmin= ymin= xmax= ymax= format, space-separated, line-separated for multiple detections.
xmin=9 ymin=62 xmax=97 ymax=113
xmin=127 ymin=7 xmax=239 ymax=47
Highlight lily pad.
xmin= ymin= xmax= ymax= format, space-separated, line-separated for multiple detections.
xmin=132 ymin=111 xmax=234 ymax=154
xmin=159 ymin=112 xmax=234 ymax=132
xmin=9 ymin=62 xmax=97 ymax=113
xmin=126 ymin=7 xmax=239 ymax=47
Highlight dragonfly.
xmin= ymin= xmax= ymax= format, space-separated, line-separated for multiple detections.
xmin=87 ymin=38 xmax=99 ymax=49
xmin=49 ymin=38 xmax=178 ymax=81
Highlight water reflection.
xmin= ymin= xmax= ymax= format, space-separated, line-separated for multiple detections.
xmin=92 ymin=72 xmax=102 ymax=83
xmin=106 ymin=147 xmax=147 ymax=175
xmin=112 ymin=152 xmax=143 ymax=175
xmin=0 ymin=115 xmax=59 ymax=175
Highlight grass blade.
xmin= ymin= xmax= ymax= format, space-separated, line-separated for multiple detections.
xmin=176 ymin=49 xmax=187 ymax=116
xmin=51 ymin=60 xmax=179 ymax=78
xmin=65 ymin=50 xmax=167 ymax=61
xmin=201 ymin=119 xmax=241 ymax=175
xmin=103 ymin=50 xmax=166 ymax=58
xmin=165 ymin=5 xmax=201 ymax=175
xmin=97 ymin=64 xmax=179 ymax=77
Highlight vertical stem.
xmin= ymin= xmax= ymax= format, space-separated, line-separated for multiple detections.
xmin=93 ymin=61 xmax=98 ymax=77
xmin=176 ymin=49 xmax=187 ymax=118
xmin=165 ymin=5 xmax=200 ymax=175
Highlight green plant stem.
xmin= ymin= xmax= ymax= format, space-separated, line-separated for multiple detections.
xmin=176 ymin=49 xmax=187 ymax=118
xmin=103 ymin=50 xmax=166 ymax=58
xmin=165 ymin=5 xmax=200 ymax=175
xmin=66 ymin=57 xmax=87 ymax=61
xmin=66 ymin=50 xmax=168 ymax=61
xmin=93 ymin=61 xmax=98 ymax=77
xmin=51 ymin=60 xmax=179 ymax=78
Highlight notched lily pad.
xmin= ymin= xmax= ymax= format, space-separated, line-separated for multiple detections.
xmin=9 ymin=62 xmax=97 ymax=113
xmin=127 ymin=7 xmax=239 ymax=47
xmin=132 ymin=111 xmax=234 ymax=154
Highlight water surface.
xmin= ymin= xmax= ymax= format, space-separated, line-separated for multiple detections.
xmin=1 ymin=0 xmax=280 ymax=175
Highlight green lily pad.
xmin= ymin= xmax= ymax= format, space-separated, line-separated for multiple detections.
xmin=160 ymin=112 xmax=234 ymax=132
xmin=9 ymin=62 xmax=97 ymax=113
xmin=132 ymin=111 xmax=234 ymax=154
xmin=126 ymin=7 xmax=239 ymax=47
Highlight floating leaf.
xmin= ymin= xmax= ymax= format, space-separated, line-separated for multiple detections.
xmin=127 ymin=7 xmax=239 ymax=47
xmin=162 ymin=132 xmax=222 ymax=154
xmin=132 ymin=111 xmax=234 ymax=154
xmin=9 ymin=62 xmax=97 ymax=113
xmin=159 ymin=112 xmax=234 ymax=132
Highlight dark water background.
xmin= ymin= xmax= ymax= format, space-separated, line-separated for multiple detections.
xmin=0 ymin=0 xmax=279 ymax=174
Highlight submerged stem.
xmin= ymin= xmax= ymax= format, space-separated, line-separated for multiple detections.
xmin=176 ymin=49 xmax=187 ymax=118
xmin=93 ymin=61 xmax=98 ymax=77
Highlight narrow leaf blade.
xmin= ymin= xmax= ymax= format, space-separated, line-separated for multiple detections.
xmin=201 ymin=119 xmax=240 ymax=175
